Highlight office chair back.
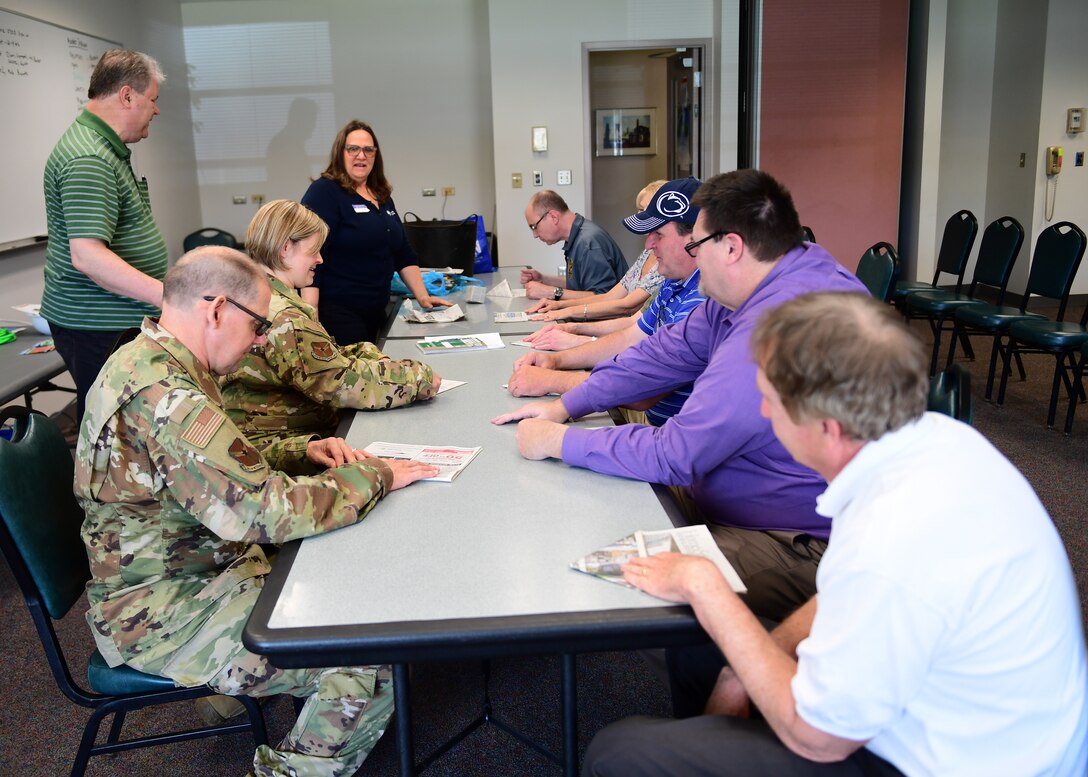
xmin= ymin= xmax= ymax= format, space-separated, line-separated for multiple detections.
xmin=1019 ymin=222 xmax=1087 ymax=321
xmin=801 ymin=225 xmax=815 ymax=243
xmin=403 ymin=213 xmax=479 ymax=277
xmin=967 ymin=216 xmax=1024 ymax=304
xmin=855 ymin=242 xmax=899 ymax=303
xmin=183 ymin=228 xmax=238 ymax=253
xmin=931 ymin=209 xmax=978 ymax=291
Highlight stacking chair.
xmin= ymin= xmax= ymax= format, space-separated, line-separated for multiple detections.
xmin=855 ymin=242 xmax=899 ymax=303
xmin=892 ymin=209 xmax=978 ymax=304
xmin=927 ymin=364 xmax=973 ymax=425
xmin=998 ymin=300 xmax=1088 ymax=431
xmin=947 ymin=221 xmax=1087 ymax=401
xmin=903 ymin=216 xmax=1024 ymax=375
xmin=1064 ymin=342 xmax=1088 ymax=434
xmin=0 ymin=412 xmax=268 ymax=777
xmin=183 ymin=227 xmax=238 ymax=252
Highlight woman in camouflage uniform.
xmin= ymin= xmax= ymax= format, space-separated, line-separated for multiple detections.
xmin=222 ymin=199 xmax=440 ymax=445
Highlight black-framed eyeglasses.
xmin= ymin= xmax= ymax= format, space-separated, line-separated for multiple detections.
xmin=203 ymin=295 xmax=272 ymax=336
xmin=683 ymin=232 xmax=724 ymax=258
xmin=344 ymin=144 xmax=377 ymax=157
xmin=529 ymin=211 xmax=550 ymax=232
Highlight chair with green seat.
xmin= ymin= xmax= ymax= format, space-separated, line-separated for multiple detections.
xmin=0 ymin=412 xmax=268 ymax=777
xmin=854 ymin=242 xmax=900 ymax=303
xmin=904 ymin=216 xmax=1024 ymax=375
xmin=927 ymin=364 xmax=973 ymax=425
xmin=947 ymin=221 xmax=1086 ymax=401
xmin=892 ymin=209 xmax=978 ymax=305
xmin=183 ymin=227 xmax=238 ymax=253
xmin=997 ymin=297 xmax=1088 ymax=431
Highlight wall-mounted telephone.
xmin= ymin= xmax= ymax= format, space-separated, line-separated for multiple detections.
xmin=1046 ymin=146 xmax=1063 ymax=176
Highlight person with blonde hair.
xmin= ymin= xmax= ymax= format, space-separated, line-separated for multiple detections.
xmin=221 ymin=199 xmax=439 ymax=445
xmin=526 ymin=180 xmax=667 ymax=323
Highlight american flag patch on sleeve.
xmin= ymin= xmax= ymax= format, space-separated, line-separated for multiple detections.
xmin=180 ymin=406 xmax=223 ymax=448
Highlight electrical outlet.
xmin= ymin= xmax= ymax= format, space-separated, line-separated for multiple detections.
xmin=441 ymin=186 xmax=456 ymax=197
xmin=557 ymin=170 xmax=572 ymax=185
xmin=422 ymin=187 xmax=437 ymax=197
xmin=511 ymin=173 xmax=523 ymax=188
xmin=532 ymin=171 xmax=543 ymax=187
xmin=232 ymin=195 xmax=247 ymax=205
xmin=251 ymin=194 xmax=265 ymax=205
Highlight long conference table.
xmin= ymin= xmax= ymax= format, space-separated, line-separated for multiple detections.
xmin=244 ymin=267 xmax=702 ymax=776
xmin=0 ymin=328 xmax=68 ymax=409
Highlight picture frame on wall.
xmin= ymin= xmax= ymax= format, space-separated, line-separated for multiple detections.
xmin=595 ymin=108 xmax=657 ymax=157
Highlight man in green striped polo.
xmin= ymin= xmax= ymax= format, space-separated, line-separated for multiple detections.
xmin=42 ymin=48 xmax=168 ymax=422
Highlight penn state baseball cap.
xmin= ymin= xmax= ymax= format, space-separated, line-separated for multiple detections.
xmin=623 ymin=176 xmax=702 ymax=234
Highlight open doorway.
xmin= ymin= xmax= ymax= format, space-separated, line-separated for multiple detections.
xmin=585 ymin=42 xmax=710 ymax=263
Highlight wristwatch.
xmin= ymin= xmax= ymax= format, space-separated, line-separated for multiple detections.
xmin=553 ymin=287 xmax=564 ymax=300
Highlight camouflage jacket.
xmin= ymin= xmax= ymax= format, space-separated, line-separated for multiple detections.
xmin=221 ymin=275 xmax=435 ymax=445
xmin=75 ymin=318 xmax=394 ymax=685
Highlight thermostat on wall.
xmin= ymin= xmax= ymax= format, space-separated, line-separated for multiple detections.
xmin=1068 ymin=108 xmax=1084 ymax=135
xmin=532 ymin=126 xmax=548 ymax=152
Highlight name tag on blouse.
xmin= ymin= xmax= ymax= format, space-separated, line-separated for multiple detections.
xmin=353 ymin=204 xmax=371 ymax=213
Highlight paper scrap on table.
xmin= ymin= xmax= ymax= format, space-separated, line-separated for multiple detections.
xmin=494 ymin=311 xmax=530 ymax=323
xmin=436 ymin=379 xmax=466 ymax=394
xmin=486 ymin=279 xmax=527 ymax=298
xmin=465 ymin=285 xmax=487 ymax=304
xmin=425 ymin=331 xmax=505 ymax=349
xmin=402 ymin=304 xmax=465 ymax=323
xmin=510 ymin=340 xmax=534 ymax=348
xmin=419 ymin=267 xmax=463 ymax=275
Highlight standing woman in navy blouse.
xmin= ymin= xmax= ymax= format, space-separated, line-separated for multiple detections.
xmin=301 ymin=119 xmax=452 ymax=345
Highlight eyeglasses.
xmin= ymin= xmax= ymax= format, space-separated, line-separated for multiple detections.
xmin=683 ymin=232 xmax=724 ymax=258
xmin=203 ymin=295 xmax=272 ymax=336
xmin=344 ymin=144 xmax=377 ymax=157
xmin=529 ymin=211 xmax=550 ymax=232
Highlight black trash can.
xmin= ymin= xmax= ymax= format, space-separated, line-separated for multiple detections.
xmin=402 ymin=213 xmax=478 ymax=277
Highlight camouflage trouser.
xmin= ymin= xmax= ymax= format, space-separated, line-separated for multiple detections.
xmin=206 ymin=651 xmax=394 ymax=777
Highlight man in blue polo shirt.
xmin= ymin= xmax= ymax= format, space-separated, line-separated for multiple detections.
xmin=507 ymin=177 xmax=705 ymax=429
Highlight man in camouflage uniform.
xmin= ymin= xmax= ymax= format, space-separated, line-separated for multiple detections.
xmin=222 ymin=199 xmax=439 ymax=447
xmin=76 ymin=245 xmax=437 ymax=777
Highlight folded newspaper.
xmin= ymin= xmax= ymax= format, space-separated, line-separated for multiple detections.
xmin=486 ymin=278 xmax=527 ymax=298
xmin=493 ymin=311 xmax=531 ymax=323
xmin=402 ymin=303 xmax=466 ymax=323
xmin=571 ymin=525 xmax=747 ymax=593
xmin=363 ymin=441 xmax=481 ymax=482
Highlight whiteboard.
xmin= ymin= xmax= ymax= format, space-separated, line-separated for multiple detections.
xmin=0 ymin=8 xmax=118 ymax=249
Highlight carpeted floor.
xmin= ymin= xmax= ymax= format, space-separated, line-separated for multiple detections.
xmin=1 ymin=309 xmax=1086 ymax=777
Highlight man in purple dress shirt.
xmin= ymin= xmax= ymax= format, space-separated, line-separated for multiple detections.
xmin=492 ymin=169 xmax=866 ymax=621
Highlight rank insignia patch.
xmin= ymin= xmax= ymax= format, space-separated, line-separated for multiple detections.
xmin=228 ymin=437 xmax=264 ymax=471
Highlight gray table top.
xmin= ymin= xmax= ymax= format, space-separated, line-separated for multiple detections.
xmin=245 ymin=336 xmax=699 ymax=665
xmin=385 ymin=266 xmax=543 ymax=339
xmin=0 ymin=329 xmax=66 ymax=407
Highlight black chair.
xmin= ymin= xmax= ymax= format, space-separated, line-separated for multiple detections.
xmin=183 ymin=228 xmax=239 ymax=252
xmin=1063 ymin=342 xmax=1088 ymax=434
xmin=892 ymin=209 xmax=978 ymax=304
xmin=854 ymin=242 xmax=899 ymax=303
xmin=0 ymin=413 xmax=268 ymax=777
xmin=947 ymin=221 xmax=1086 ymax=401
xmin=998 ymin=300 xmax=1088 ymax=431
xmin=927 ymin=364 xmax=973 ymax=425
xmin=403 ymin=213 xmax=479 ymax=277
xmin=801 ymin=225 xmax=815 ymax=243
xmin=903 ymin=216 xmax=1025 ymax=375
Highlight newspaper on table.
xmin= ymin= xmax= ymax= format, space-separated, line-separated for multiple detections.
xmin=486 ymin=278 xmax=527 ymax=298
xmin=363 ymin=441 xmax=481 ymax=482
xmin=417 ymin=336 xmax=488 ymax=355
xmin=571 ymin=525 xmax=747 ymax=594
xmin=465 ymin=285 xmax=487 ymax=304
xmin=493 ymin=311 xmax=531 ymax=323
xmin=402 ymin=303 xmax=466 ymax=323
xmin=423 ymin=332 xmax=505 ymax=350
